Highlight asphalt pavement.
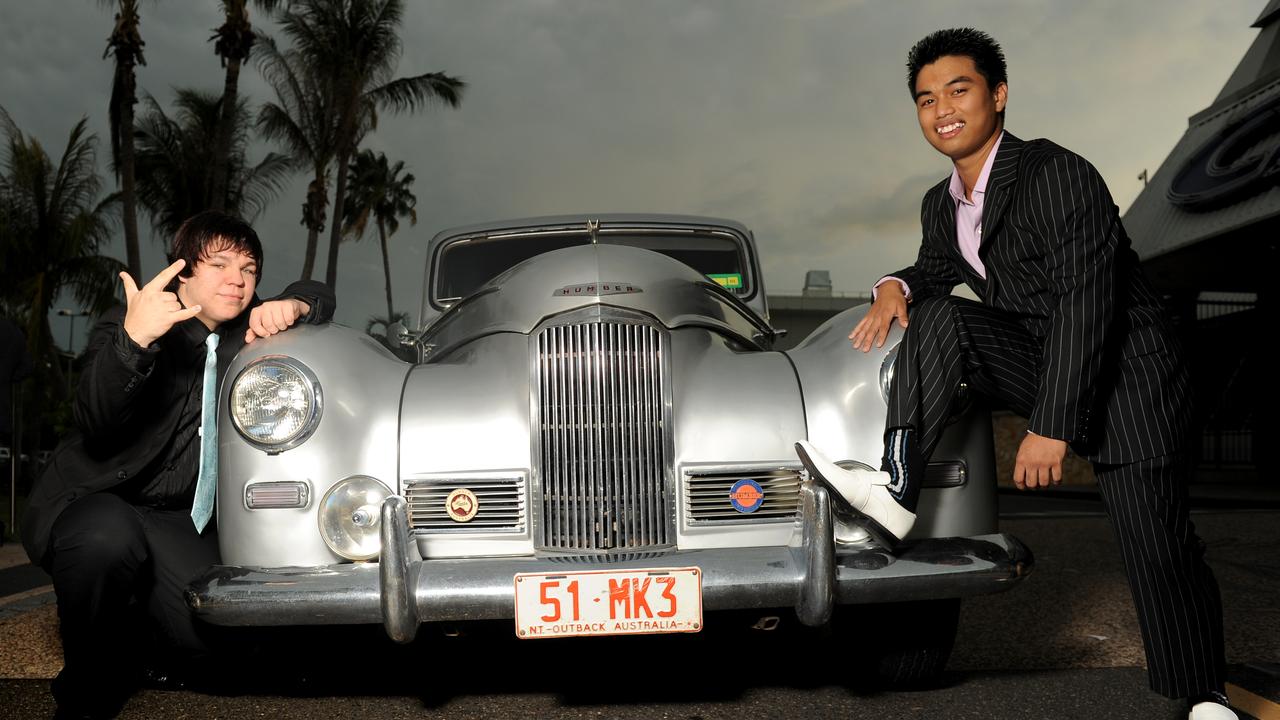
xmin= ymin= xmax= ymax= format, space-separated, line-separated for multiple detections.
xmin=1 ymin=485 xmax=1277 ymax=719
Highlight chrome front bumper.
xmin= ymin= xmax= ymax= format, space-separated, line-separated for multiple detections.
xmin=187 ymin=482 xmax=1033 ymax=642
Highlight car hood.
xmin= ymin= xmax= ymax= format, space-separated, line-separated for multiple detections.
xmin=419 ymin=244 xmax=768 ymax=360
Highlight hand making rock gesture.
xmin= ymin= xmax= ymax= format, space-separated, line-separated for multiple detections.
xmin=120 ymin=260 xmax=203 ymax=347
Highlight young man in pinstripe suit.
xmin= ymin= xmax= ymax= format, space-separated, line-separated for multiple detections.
xmin=794 ymin=28 xmax=1235 ymax=719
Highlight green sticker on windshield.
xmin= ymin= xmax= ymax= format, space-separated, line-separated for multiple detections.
xmin=708 ymin=273 xmax=743 ymax=289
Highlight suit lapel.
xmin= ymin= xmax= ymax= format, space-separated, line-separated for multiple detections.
xmin=979 ymin=132 xmax=1023 ymax=254
xmin=927 ymin=183 xmax=962 ymax=264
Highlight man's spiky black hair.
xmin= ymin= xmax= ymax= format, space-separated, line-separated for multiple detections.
xmin=906 ymin=27 xmax=1008 ymax=98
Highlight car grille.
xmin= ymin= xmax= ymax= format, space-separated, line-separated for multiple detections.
xmin=404 ymin=477 xmax=526 ymax=533
xmin=535 ymin=318 xmax=670 ymax=552
xmin=685 ymin=469 xmax=802 ymax=523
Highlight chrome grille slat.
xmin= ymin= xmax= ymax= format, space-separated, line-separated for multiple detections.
xmin=405 ymin=477 xmax=526 ymax=533
xmin=684 ymin=470 xmax=803 ymax=524
xmin=537 ymin=317 xmax=668 ymax=552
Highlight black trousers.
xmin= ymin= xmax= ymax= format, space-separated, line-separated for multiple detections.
xmin=889 ymin=295 xmax=1226 ymax=699
xmin=46 ymin=492 xmax=218 ymax=714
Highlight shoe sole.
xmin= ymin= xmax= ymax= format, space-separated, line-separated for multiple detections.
xmin=794 ymin=442 xmax=903 ymax=552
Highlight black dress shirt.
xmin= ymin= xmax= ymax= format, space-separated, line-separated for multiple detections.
xmin=110 ymin=319 xmax=216 ymax=509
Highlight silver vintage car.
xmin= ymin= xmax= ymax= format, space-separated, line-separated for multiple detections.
xmin=189 ymin=214 xmax=1032 ymax=684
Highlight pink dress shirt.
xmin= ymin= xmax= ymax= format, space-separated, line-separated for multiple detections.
xmin=874 ymin=131 xmax=1005 ymax=298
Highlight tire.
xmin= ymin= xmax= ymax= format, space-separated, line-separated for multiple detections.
xmin=830 ymin=598 xmax=961 ymax=688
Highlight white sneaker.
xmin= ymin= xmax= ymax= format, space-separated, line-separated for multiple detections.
xmin=794 ymin=440 xmax=916 ymax=549
xmin=1188 ymin=697 xmax=1238 ymax=719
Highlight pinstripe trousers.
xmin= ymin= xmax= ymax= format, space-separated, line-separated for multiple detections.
xmin=889 ymin=295 xmax=1226 ymax=698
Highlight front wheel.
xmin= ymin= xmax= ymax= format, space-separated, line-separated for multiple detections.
xmin=829 ymin=598 xmax=961 ymax=688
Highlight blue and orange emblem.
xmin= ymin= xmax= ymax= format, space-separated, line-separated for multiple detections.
xmin=729 ymin=479 xmax=765 ymax=513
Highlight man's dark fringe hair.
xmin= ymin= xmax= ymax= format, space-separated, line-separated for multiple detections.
xmin=168 ymin=210 xmax=264 ymax=283
xmin=907 ymin=28 xmax=1008 ymax=107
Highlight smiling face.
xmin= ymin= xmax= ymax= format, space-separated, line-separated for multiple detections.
xmin=176 ymin=243 xmax=259 ymax=330
xmin=913 ymin=54 xmax=1007 ymax=167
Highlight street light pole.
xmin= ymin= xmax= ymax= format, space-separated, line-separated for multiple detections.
xmin=56 ymin=309 xmax=90 ymax=396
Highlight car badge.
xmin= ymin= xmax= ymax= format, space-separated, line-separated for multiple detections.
xmin=446 ymin=488 xmax=479 ymax=522
xmin=729 ymin=479 xmax=765 ymax=513
xmin=553 ymin=282 xmax=643 ymax=297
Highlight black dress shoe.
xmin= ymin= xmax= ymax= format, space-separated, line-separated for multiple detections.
xmin=139 ymin=663 xmax=190 ymax=691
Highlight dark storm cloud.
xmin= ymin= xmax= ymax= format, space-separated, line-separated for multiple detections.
xmin=0 ymin=1 xmax=1262 ymax=331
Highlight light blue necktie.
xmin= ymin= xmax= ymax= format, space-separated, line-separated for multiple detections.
xmin=191 ymin=332 xmax=219 ymax=532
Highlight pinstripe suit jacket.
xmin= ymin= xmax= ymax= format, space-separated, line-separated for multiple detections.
xmin=891 ymin=132 xmax=1190 ymax=464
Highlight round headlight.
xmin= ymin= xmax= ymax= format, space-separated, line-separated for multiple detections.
xmin=319 ymin=476 xmax=391 ymax=561
xmin=879 ymin=342 xmax=901 ymax=404
xmin=230 ymin=356 xmax=322 ymax=451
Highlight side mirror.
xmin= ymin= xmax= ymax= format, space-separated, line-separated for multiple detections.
xmin=388 ymin=322 xmax=415 ymax=347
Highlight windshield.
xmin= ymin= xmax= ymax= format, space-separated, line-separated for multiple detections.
xmin=433 ymin=229 xmax=751 ymax=304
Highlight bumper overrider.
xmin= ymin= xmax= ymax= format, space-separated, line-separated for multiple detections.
xmin=186 ymin=482 xmax=1033 ymax=642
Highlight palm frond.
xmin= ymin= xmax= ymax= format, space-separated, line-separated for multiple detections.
xmin=236 ymin=152 xmax=296 ymax=222
xmin=365 ymin=72 xmax=465 ymax=114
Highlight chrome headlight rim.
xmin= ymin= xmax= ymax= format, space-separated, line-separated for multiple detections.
xmin=879 ymin=342 xmax=901 ymax=404
xmin=229 ymin=355 xmax=323 ymax=452
xmin=318 ymin=475 xmax=392 ymax=561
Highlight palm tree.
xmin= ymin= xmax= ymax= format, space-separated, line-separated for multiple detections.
xmin=101 ymin=0 xmax=145 ymax=283
xmin=0 ymin=108 xmax=123 ymax=397
xmin=275 ymin=0 xmax=464 ymax=291
xmin=133 ymin=89 xmax=294 ymax=242
xmin=342 ymin=149 xmax=415 ymax=320
xmin=209 ymin=0 xmax=288 ymax=209
xmin=255 ymin=33 xmax=339 ymax=281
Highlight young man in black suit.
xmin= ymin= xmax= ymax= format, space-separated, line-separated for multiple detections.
xmin=795 ymin=28 xmax=1235 ymax=719
xmin=23 ymin=211 xmax=335 ymax=719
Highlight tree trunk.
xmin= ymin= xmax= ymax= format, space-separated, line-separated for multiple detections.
xmin=301 ymin=224 xmax=319 ymax=281
xmin=325 ymin=80 xmax=361 ymax=291
xmin=121 ymin=62 xmax=141 ymax=283
xmin=300 ymin=169 xmax=328 ymax=281
xmin=210 ymin=55 xmax=241 ymax=212
xmin=324 ymin=144 xmax=351 ymax=290
xmin=378 ymin=219 xmax=394 ymax=320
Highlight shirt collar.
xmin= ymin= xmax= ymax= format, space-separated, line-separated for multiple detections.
xmin=175 ymin=292 xmax=217 ymax=349
xmin=177 ymin=316 xmax=216 ymax=349
xmin=947 ymin=130 xmax=1005 ymax=206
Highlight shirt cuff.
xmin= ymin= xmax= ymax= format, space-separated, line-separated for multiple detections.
xmin=872 ymin=276 xmax=911 ymax=301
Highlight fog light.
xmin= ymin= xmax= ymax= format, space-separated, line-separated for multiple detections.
xmin=246 ymin=481 xmax=310 ymax=509
xmin=319 ymin=476 xmax=391 ymax=560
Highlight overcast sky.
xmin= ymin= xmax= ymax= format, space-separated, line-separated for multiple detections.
xmin=0 ymin=1 xmax=1263 ymax=346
